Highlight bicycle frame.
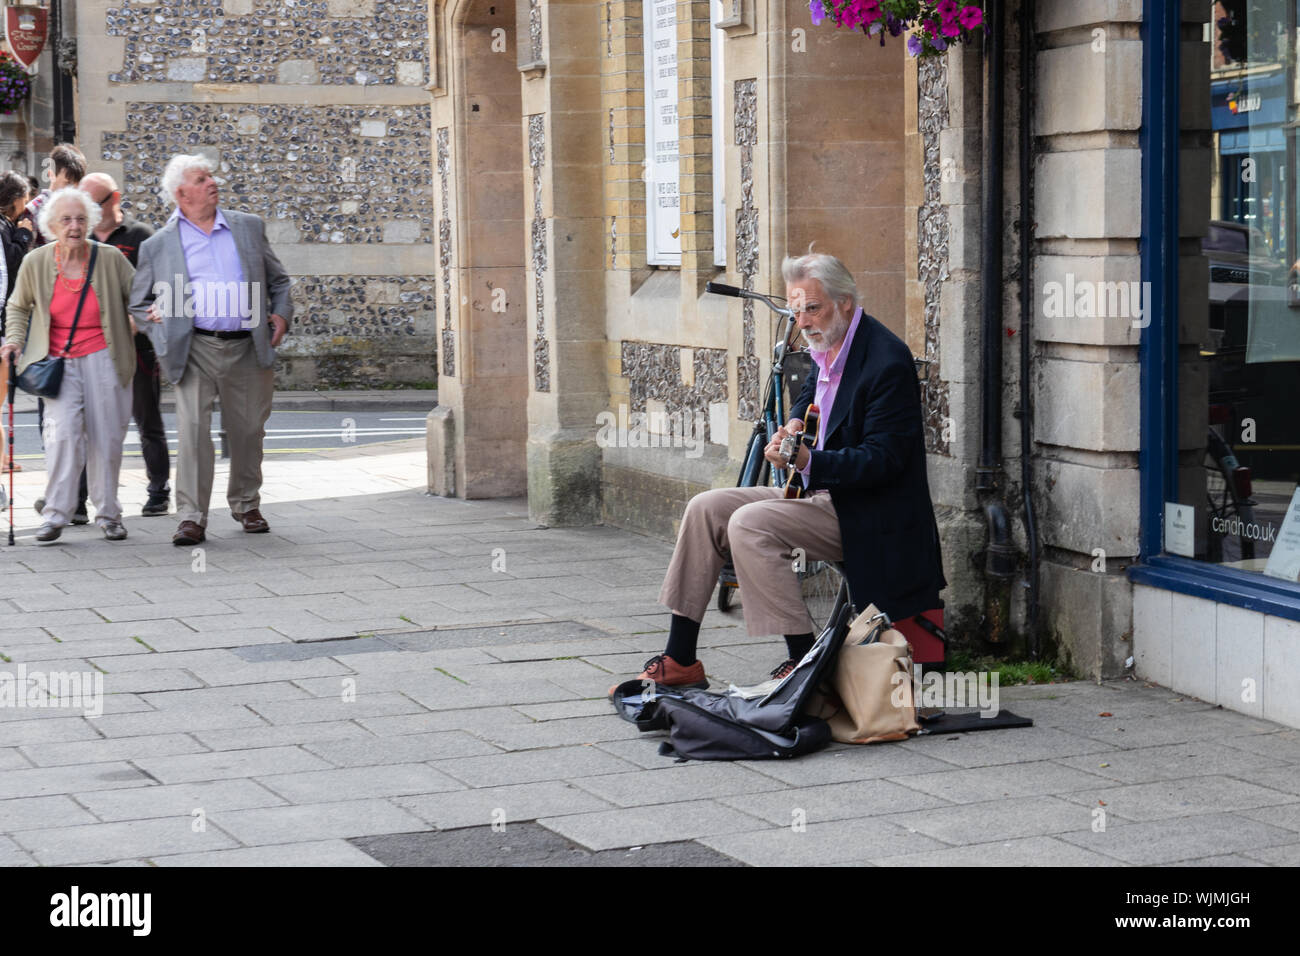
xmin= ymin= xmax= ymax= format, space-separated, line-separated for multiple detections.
xmin=705 ymin=283 xmax=799 ymax=488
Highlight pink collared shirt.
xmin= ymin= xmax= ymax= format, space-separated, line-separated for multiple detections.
xmin=798 ymin=306 xmax=863 ymax=482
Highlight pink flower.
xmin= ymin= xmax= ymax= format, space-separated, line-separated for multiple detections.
xmin=940 ymin=19 xmax=961 ymax=37
xmin=937 ymin=0 xmax=959 ymax=19
xmin=921 ymin=18 xmax=938 ymax=37
xmin=958 ymin=6 xmax=984 ymax=29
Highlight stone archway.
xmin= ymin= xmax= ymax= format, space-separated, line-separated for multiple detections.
xmin=433 ymin=0 xmax=528 ymax=499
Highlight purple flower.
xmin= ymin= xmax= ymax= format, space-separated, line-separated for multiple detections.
xmin=907 ymin=34 xmax=924 ymax=56
xmin=809 ymin=0 xmax=825 ymax=25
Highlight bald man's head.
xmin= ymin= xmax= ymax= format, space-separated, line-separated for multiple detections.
xmin=80 ymin=172 xmax=124 ymax=234
xmin=80 ymin=172 xmax=118 ymax=204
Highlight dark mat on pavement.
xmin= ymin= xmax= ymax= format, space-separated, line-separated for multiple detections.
xmin=915 ymin=709 xmax=1033 ymax=734
xmin=350 ymin=824 xmax=745 ymax=867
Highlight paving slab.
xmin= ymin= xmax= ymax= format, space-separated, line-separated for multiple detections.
xmin=434 ymin=745 xmax=642 ymax=788
xmin=886 ymin=760 xmax=1117 ymax=803
xmin=75 ymin=779 xmax=289 ymax=822
xmin=870 ymin=834 xmax=1123 ymax=867
xmin=256 ymin=763 xmax=466 ymax=803
xmin=1054 ymin=775 xmax=1300 ymax=822
xmin=883 ymin=794 xmax=1116 ymax=845
xmin=133 ymin=746 xmax=335 ymax=784
xmin=19 ymin=732 xmax=211 ymax=768
xmin=1055 ymin=812 xmax=1300 ymax=865
xmin=571 ymin=762 xmax=790 ymax=809
xmin=151 ymin=839 xmax=387 ymax=867
xmin=13 ymin=816 xmax=239 ymax=865
xmin=301 ymin=731 xmax=501 ymax=766
xmin=0 ymin=794 xmax=100 ymax=830
xmin=698 ymin=817 xmax=950 ymax=867
xmin=392 ymin=781 xmax=617 ymax=830
xmin=538 ymin=799 xmax=771 ymax=852
xmin=350 ymin=823 xmax=743 ymax=866
xmin=1054 ymin=740 xmax=1285 ymax=784
xmin=211 ymin=798 xmax=430 ymax=845
xmin=716 ymin=778 xmax=952 ymax=826
xmin=0 ymin=761 xmax=156 ymax=800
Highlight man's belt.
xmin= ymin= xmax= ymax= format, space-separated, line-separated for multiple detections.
xmin=193 ymin=327 xmax=251 ymax=339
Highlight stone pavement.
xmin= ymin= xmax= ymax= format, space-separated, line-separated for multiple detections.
xmin=2 ymin=438 xmax=1300 ymax=866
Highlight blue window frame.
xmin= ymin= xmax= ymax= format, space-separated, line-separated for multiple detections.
xmin=1129 ymin=0 xmax=1300 ymax=622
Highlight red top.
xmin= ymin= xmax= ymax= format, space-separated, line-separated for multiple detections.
xmin=47 ymin=281 xmax=105 ymax=358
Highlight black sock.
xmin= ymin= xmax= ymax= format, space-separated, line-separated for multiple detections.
xmin=665 ymin=614 xmax=701 ymax=666
xmin=784 ymin=632 xmax=815 ymax=662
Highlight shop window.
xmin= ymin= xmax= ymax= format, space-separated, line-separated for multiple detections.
xmin=1174 ymin=0 xmax=1300 ymax=584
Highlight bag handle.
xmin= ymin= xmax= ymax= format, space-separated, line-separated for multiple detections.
xmin=56 ymin=243 xmax=98 ymax=358
xmin=855 ymin=609 xmax=892 ymax=646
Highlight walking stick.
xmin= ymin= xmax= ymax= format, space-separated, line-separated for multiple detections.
xmin=6 ymin=353 xmax=15 ymax=546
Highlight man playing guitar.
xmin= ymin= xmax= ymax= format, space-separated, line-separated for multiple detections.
xmin=610 ymin=251 xmax=947 ymax=694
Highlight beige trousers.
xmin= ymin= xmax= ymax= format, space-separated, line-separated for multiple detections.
xmin=659 ymin=485 xmax=844 ymax=637
xmin=174 ymin=334 xmax=274 ymax=526
xmin=40 ymin=348 xmax=133 ymax=527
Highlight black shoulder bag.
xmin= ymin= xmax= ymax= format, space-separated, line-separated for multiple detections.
xmin=15 ymin=243 xmax=99 ymax=399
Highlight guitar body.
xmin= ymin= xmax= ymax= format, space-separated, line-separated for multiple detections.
xmin=783 ymin=403 xmax=820 ymax=499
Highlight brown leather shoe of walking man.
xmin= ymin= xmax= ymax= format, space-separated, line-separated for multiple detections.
xmin=232 ymin=508 xmax=270 ymax=533
xmin=173 ymin=521 xmax=206 ymax=546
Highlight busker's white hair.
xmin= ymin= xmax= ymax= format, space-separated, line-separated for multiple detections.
xmin=38 ymin=187 xmax=102 ymax=242
xmin=160 ymin=153 xmax=216 ymax=206
xmin=781 ymin=248 xmax=860 ymax=309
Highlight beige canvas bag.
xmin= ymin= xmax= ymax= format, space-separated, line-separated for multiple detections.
xmin=827 ymin=605 xmax=921 ymax=744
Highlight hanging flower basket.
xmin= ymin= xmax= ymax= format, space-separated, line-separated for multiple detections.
xmin=0 ymin=53 xmax=32 ymax=114
xmin=809 ymin=1 xmax=985 ymax=57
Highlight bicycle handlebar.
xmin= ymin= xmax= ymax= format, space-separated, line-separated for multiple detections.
xmin=705 ymin=281 xmax=794 ymax=319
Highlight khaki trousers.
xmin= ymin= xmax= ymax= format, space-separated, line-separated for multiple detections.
xmin=659 ymin=485 xmax=844 ymax=637
xmin=174 ymin=334 xmax=274 ymax=526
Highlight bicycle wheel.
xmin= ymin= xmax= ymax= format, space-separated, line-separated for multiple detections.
xmin=1204 ymin=429 xmax=1255 ymax=563
xmin=799 ymin=560 xmax=845 ymax=635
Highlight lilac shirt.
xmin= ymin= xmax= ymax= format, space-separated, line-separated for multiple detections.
xmin=798 ymin=307 xmax=863 ymax=482
xmin=174 ymin=209 xmax=247 ymax=331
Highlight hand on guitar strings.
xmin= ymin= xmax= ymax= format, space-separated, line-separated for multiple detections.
xmin=765 ymin=418 xmax=810 ymax=471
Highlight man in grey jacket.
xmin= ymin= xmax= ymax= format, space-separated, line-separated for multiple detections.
xmin=130 ymin=154 xmax=293 ymax=546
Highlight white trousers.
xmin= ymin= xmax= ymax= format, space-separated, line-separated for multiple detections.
xmin=41 ymin=348 xmax=133 ymax=528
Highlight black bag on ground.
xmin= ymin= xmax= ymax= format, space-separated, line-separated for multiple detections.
xmin=610 ymin=602 xmax=853 ymax=760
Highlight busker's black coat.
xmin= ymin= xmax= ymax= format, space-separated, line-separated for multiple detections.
xmin=790 ymin=312 xmax=947 ymax=620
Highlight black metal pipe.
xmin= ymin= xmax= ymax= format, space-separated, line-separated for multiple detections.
xmin=977 ymin=0 xmax=1005 ymax=492
xmin=51 ymin=0 xmax=76 ymax=144
xmin=1018 ymin=0 xmax=1040 ymax=658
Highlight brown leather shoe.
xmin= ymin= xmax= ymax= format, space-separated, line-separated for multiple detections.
xmin=173 ymin=521 xmax=206 ymax=546
xmin=232 ymin=508 xmax=270 ymax=533
xmin=607 ymin=653 xmax=708 ymax=698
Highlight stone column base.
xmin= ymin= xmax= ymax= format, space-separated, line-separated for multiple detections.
xmin=426 ymin=405 xmax=456 ymax=497
xmin=527 ymin=430 xmax=602 ymax=527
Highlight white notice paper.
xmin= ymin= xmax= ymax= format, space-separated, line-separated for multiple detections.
xmin=1263 ymin=487 xmax=1300 ymax=582
xmin=1165 ymin=502 xmax=1195 ymax=558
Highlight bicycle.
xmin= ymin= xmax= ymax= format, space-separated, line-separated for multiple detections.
xmin=703 ymin=281 xmax=847 ymax=635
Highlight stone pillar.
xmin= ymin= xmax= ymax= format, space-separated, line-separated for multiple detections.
xmin=429 ymin=0 xmax=530 ymax=500
xmin=523 ymin=0 xmax=609 ymax=526
xmin=1032 ymin=0 xmax=1144 ymax=675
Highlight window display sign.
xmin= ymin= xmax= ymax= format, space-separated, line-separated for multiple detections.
xmin=644 ymin=0 xmax=681 ymax=265
xmin=1263 ymin=488 xmax=1300 ymax=582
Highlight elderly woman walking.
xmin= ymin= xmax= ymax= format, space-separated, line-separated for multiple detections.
xmin=0 ymin=187 xmax=137 ymax=542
